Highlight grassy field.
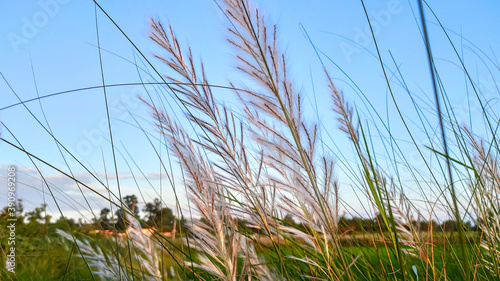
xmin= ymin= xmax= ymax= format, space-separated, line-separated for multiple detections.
xmin=1 ymin=233 xmax=484 ymax=281
xmin=1 ymin=0 xmax=499 ymax=280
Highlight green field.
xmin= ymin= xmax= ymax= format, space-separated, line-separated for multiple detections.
xmin=0 ymin=231 xmax=487 ymax=280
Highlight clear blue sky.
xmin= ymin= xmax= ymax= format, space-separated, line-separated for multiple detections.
xmin=1 ymin=0 xmax=499 ymax=220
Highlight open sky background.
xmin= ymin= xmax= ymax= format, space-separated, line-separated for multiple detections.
xmin=1 ymin=0 xmax=499 ymax=221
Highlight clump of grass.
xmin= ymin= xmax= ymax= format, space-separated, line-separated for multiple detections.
xmin=3 ymin=0 xmax=494 ymax=280
xmin=58 ymin=207 xmax=166 ymax=280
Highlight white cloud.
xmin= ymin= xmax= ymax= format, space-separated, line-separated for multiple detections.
xmin=0 ymin=166 xmax=187 ymax=220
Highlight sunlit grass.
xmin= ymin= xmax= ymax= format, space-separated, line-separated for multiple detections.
xmin=1 ymin=0 xmax=499 ymax=280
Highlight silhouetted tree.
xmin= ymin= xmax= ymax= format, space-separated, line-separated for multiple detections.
xmin=116 ymin=195 xmax=139 ymax=230
xmin=441 ymin=219 xmax=458 ymax=232
xmin=99 ymin=208 xmax=111 ymax=230
xmin=155 ymin=207 xmax=176 ymax=232
xmin=143 ymin=198 xmax=162 ymax=225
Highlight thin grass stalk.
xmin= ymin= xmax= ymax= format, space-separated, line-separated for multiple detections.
xmin=219 ymin=1 xmax=353 ymax=279
xmin=1 ymin=125 xmax=98 ymax=281
xmin=328 ymin=69 xmax=404 ymax=280
xmin=146 ymin=17 xmax=280 ymax=279
xmin=417 ymin=1 xmax=471 ymax=279
xmin=94 ymin=7 xmax=134 ymax=278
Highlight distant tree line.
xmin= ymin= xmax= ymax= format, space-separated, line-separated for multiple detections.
xmin=281 ymin=213 xmax=478 ymax=233
xmin=95 ymin=194 xmax=181 ymax=233
xmin=0 ymin=198 xmax=479 ymax=241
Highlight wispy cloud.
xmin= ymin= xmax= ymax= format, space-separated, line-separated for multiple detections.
xmin=0 ymin=166 xmax=182 ymax=220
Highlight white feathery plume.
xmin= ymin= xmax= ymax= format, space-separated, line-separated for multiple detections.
xmin=58 ymin=207 xmax=164 ymax=281
xmin=464 ymin=127 xmax=500 ymax=276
